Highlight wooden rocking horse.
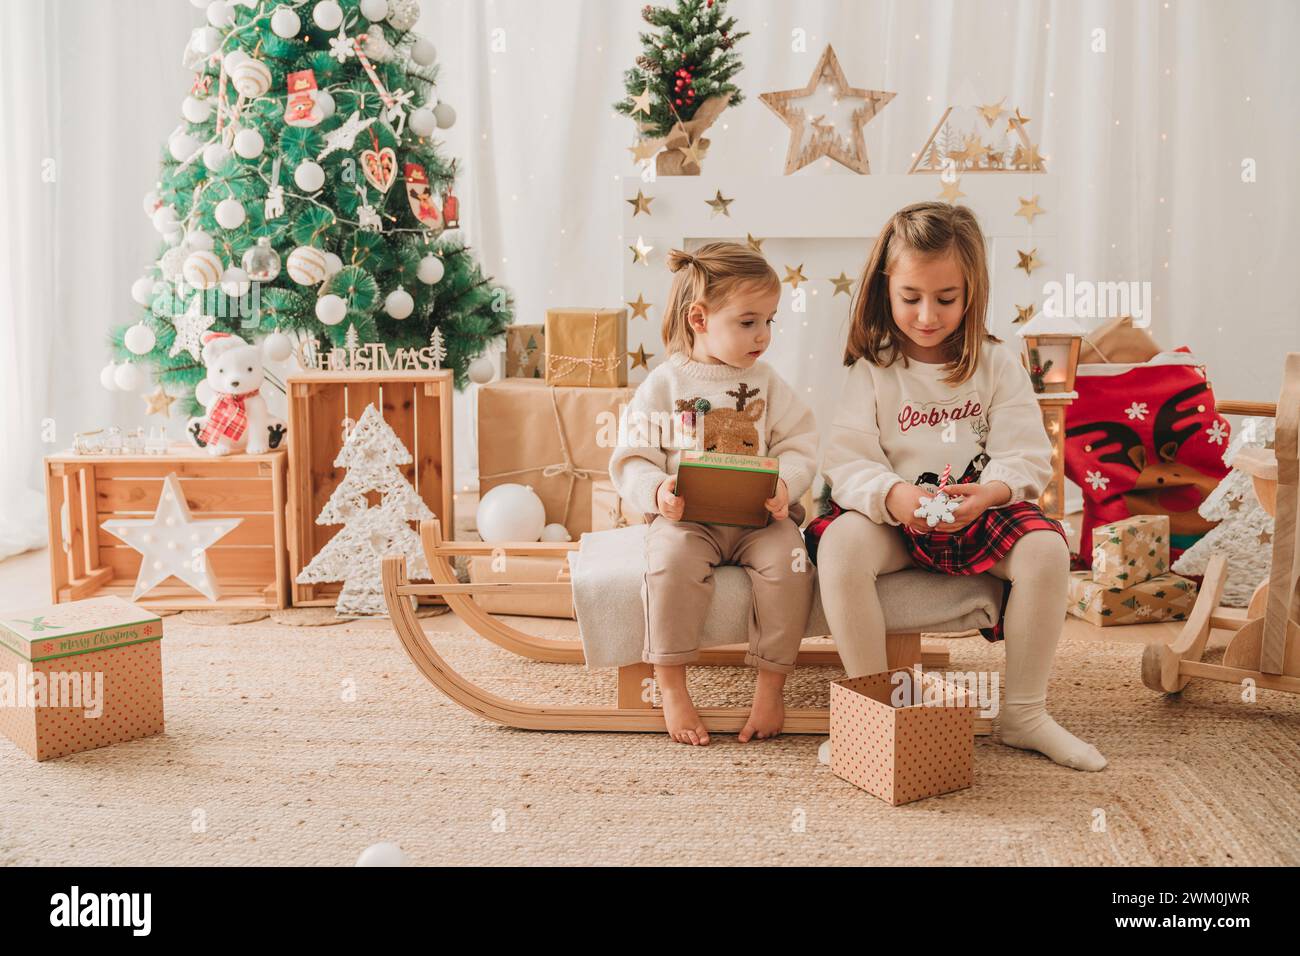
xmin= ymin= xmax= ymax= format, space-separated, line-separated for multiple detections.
xmin=1143 ymin=352 xmax=1300 ymax=696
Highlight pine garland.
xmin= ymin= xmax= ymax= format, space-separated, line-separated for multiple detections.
xmin=613 ymin=0 xmax=747 ymax=139
xmin=118 ymin=0 xmax=512 ymax=413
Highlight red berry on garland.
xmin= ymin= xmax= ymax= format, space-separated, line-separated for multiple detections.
xmin=675 ymin=98 xmax=682 ymax=105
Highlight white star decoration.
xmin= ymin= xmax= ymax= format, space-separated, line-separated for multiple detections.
xmin=318 ymin=110 xmax=376 ymax=160
xmin=101 ymin=473 xmax=242 ymax=601
xmin=169 ymin=297 xmax=216 ymax=360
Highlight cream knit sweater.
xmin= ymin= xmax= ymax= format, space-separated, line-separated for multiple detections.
xmin=608 ymin=353 xmax=820 ymax=516
xmin=821 ymin=339 xmax=1053 ymax=526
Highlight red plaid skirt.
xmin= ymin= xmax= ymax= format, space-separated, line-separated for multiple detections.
xmin=804 ymin=498 xmax=1067 ymax=642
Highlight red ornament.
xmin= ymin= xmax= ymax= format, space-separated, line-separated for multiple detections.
xmin=675 ymin=98 xmax=682 ymax=105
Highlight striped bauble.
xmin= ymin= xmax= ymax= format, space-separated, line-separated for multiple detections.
xmin=229 ymin=58 xmax=272 ymax=99
xmin=286 ymin=245 xmax=329 ymax=286
xmin=181 ymin=250 xmax=224 ymax=290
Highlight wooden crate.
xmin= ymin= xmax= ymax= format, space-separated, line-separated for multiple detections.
xmin=286 ymin=370 xmax=455 ymax=606
xmin=44 ymin=448 xmax=289 ymax=610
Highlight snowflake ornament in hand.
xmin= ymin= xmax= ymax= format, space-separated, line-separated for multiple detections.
xmin=914 ymin=490 xmax=959 ymax=528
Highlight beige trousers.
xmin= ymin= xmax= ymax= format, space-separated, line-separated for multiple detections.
xmin=816 ymin=510 xmax=1071 ymax=712
xmin=642 ymin=505 xmax=813 ymax=673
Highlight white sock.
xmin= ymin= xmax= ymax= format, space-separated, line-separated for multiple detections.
xmin=1000 ymin=703 xmax=1107 ymax=771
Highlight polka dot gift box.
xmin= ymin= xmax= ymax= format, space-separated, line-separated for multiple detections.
xmin=829 ymin=667 xmax=977 ymax=806
xmin=0 ymin=596 xmax=163 ymax=762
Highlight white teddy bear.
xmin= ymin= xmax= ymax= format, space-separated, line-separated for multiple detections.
xmin=187 ymin=331 xmax=287 ymax=456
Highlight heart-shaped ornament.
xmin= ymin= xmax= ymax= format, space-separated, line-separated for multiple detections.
xmin=360 ymin=146 xmax=397 ymax=193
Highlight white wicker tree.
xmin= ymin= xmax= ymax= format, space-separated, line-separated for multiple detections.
xmin=296 ymin=403 xmax=432 ymax=616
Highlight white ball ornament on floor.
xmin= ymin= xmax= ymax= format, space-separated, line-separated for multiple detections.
xmin=220 ymin=266 xmax=251 ymax=297
xmin=467 ymin=354 xmax=496 ymax=384
xmin=355 ymin=842 xmax=406 ymax=867
xmin=214 ymin=197 xmax=247 ymax=229
xmin=262 ymin=329 xmax=293 ymax=362
xmin=410 ymin=38 xmax=436 ymax=66
xmin=315 ymin=293 xmax=348 ymax=325
xmin=476 ymin=484 xmax=546 ymax=543
xmin=230 ymin=58 xmax=272 ymax=99
xmin=186 ymin=228 xmax=214 ymax=252
xmin=540 ymin=523 xmax=573 ymax=543
xmin=384 ymin=288 xmax=414 ymax=319
xmin=294 ymin=160 xmax=325 ymax=193
xmin=206 ymin=0 xmax=234 ymax=28
xmin=183 ymin=250 xmax=224 ymax=290
xmin=408 ymin=107 xmax=435 ymax=138
xmin=202 ymin=142 xmax=231 ymax=172
xmin=100 ymin=362 xmax=119 ymax=391
xmin=131 ymin=275 xmax=156 ymax=306
xmin=416 ymin=253 xmax=444 ymax=285
xmin=359 ymin=0 xmax=388 ymax=21
xmin=432 ymin=102 xmax=456 ymax=129
xmin=114 ymin=361 xmax=146 ymax=393
xmin=152 ymin=205 xmax=179 ymax=233
xmin=168 ymin=132 xmax=200 ymax=161
xmin=287 ymin=245 xmax=328 ymax=285
xmin=181 ymin=96 xmax=212 ymax=124
xmin=233 ymin=128 xmax=264 ymax=160
xmin=322 ymin=251 xmax=344 ymax=277
xmin=124 ymin=322 xmax=157 ymax=356
xmin=312 ymin=0 xmax=343 ymax=31
xmin=270 ymin=5 xmax=300 ymax=38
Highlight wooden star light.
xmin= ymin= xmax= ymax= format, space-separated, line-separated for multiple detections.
xmin=759 ymin=44 xmax=895 ymax=175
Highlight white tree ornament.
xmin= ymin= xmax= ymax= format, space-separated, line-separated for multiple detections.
xmin=295 ymin=403 xmax=433 ymax=615
xmin=428 ymin=327 xmax=446 ymax=369
xmin=102 ymin=473 xmax=242 ymax=601
xmin=1172 ymin=417 xmax=1276 ymax=607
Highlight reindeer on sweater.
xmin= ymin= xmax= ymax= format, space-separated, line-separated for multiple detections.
xmin=676 ymin=382 xmax=767 ymax=456
xmin=1066 ymin=380 xmax=1221 ymax=536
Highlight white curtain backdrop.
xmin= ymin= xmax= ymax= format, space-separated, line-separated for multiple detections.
xmin=2 ymin=0 xmax=1297 ymax=558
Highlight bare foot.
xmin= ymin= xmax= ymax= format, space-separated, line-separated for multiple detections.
xmin=740 ymin=669 xmax=787 ymax=742
xmin=655 ymin=664 xmax=709 ymax=746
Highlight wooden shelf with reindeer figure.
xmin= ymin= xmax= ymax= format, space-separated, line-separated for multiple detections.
xmin=43 ymin=446 xmax=289 ymax=610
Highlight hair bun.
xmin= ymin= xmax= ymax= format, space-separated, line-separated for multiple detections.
xmin=667 ymin=248 xmax=699 ymax=273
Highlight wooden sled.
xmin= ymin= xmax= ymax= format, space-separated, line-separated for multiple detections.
xmin=382 ymin=518 xmax=1004 ymax=736
xmin=1143 ymin=354 xmax=1300 ymax=697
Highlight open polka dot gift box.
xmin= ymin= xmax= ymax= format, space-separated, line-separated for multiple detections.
xmin=829 ymin=667 xmax=977 ymax=806
xmin=0 ymin=596 xmax=164 ymax=762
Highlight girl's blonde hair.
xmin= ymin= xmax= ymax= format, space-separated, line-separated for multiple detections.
xmin=661 ymin=241 xmax=781 ymax=356
xmin=845 ymin=201 xmax=997 ymax=385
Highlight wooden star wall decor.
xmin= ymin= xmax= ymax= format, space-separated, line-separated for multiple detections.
xmin=759 ymin=45 xmax=895 ymax=175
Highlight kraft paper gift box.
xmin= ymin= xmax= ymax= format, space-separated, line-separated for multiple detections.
xmin=1090 ymin=514 xmax=1170 ymax=589
xmin=676 ymin=451 xmax=779 ymax=528
xmin=502 ymin=323 xmax=546 ymax=379
xmin=0 ymin=596 xmax=164 ymax=761
xmin=543 ymin=308 xmax=628 ymax=388
xmin=477 ymin=378 xmax=636 ymax=537
xmin=590 ymin=478 xmax=647 ymax=531
xmin=829 ymin=667 xmax=976 ymax=806
xmin=1067 ymin=570 xmax=1198 ymax=627
xmin=467 ymin=555 xmax=575 ymax=619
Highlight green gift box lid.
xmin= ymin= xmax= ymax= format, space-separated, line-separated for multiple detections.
xmin=0 ymin=597 xmax=162 ymax=664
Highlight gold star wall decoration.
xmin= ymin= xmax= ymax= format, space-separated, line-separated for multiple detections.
xmin=629 ymin=236 xmax=653 ymax=265
xmin=938 ymin=178 xmax=966 ymax=202
xmin=704 ymin=189 xmax=734 ymax=217
xmin=1015 ymin=195 xmax=1044 ymax=223
xmin=1010 ymin=142 xmax=1044 ymax=171
xmin=677 ymin=137 xmax=706 ymax=168
xmin=1007 ymin=108 xmax=1030 ymax=132
xmin=1014 ymin=303 xmax=1036 ymax=324
xmin=758 ymin=44 xmax=895 ymax=175
xmin=629 ymin=344 xmax=653 ymax=369
xmin=783 ymin=264 xmax=807 ymax=289
xmin=627 ymin=189 xmax=654 ymax=216
xmin=746 ymin=233 xmax=765 ymax=253
xmin=627 ymin=293 xmax=652 ymax=320
xmin=630 ymin=87 xmax=653 ymax=115
xmin=627 ymin=139 xmax=661 ymax=164
xmin=1017 ymin=248 xmax=1041 ymax=276
xmin=143 ymin=386 xmax=176 ymax=417
xmin=829 ymin=272 xmax=854 ymax=296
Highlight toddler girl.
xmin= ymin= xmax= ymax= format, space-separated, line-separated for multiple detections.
xmin=808 ymin=202 xmax=1106 ymax=771
xmin=609 ymin=242 xmax=819 ymax=746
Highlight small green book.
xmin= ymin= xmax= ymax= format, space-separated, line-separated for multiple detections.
xmin=675 ymin=451 xmax=780 ymax=528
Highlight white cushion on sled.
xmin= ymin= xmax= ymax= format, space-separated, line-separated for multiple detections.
xmin=570 ymin=524 xmax=1003 ymax=670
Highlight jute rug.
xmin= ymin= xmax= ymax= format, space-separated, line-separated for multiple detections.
xmin=1 ymin=613 xmax=1296 ymax=866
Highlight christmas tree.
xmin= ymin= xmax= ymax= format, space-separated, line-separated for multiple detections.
xmin=1172 ymin=417 xmax=1276 ymax=607
xmin=117 ymin=0 xmax=512 ymax=414
xmin=296 ymin=402 xmax=432 ymax=616
xmin=613 ymin=0 xmax=747 ymax=139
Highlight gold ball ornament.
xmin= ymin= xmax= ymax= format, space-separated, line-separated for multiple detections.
xmin=287 ymin=245 xmax=329 ymax=285
xmin=182 ymin=250 xmax=224 ymax=290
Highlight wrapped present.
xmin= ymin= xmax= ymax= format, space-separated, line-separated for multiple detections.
xmin=591 ymin=478 xmax=647 ymax=531
xmin=1067 ymin=570 xmax=1198 ymax=627
xmin=829 ymin=667 xmax=977 ymax=806
xmin=543 ymin=308 xmax=627 ymax=388
xmin=0 ymin=597 xmax=164 ymax=761
xmin=1090 ymin=514 xmax=1170 ymax=588
xmin=478 ymin=378 xmax=636 ymax=537
xmin=503 ymin=324 xmax=546 ymax=379
xmin=467 ymin=555 xmax=574 ymax=619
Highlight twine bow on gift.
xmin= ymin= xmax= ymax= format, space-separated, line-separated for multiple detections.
xmin=477 ymin=387 xmax=608 ymax=530
xmin=545 ymin=312 xmax=621 ymax=387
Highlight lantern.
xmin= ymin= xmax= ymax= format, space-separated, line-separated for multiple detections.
xmin=1016 ymin=313 xmax=1085 ymax=394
